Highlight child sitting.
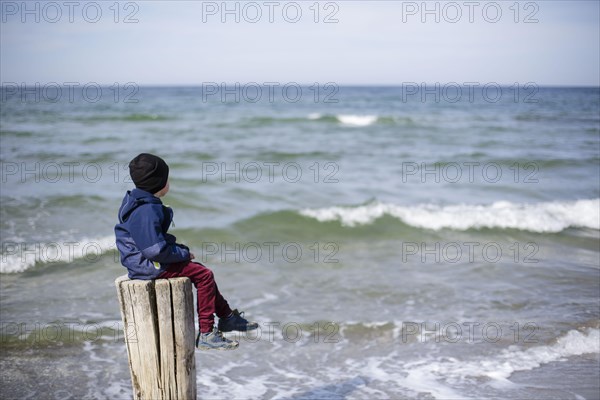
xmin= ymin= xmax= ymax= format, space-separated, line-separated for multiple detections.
xmin=115 ymin=153 xmax=257 ymax=350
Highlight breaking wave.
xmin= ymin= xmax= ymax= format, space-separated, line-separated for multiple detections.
xmin=300 ymin=199 xmax=600 ymax=232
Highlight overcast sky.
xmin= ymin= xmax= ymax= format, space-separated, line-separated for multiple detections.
xmin=1 ymin=1 xmax=599 ymax=86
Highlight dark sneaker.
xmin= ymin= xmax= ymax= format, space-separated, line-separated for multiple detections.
xmin=218 ymin=309 xmax=259 ymax=332
xmin=196 ymin=328 xmax=239 ymax=351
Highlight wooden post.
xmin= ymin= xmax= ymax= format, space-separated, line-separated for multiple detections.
xmin=115 ymin=275 xmax=197 ymax=400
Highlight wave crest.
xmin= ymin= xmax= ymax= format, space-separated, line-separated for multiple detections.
xmin=0 ymin=235 xmax=116 ymax=274
xmin=300 ymin=199 xmax=600 ymax=232
xmin=308 ymin=113 xmax=380 ymax=126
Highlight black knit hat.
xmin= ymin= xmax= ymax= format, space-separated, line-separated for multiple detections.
xmin=129 ymin=153 xmax=169 ymax=194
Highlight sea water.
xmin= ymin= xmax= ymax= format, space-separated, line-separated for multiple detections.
xmin=0 ymin=86 xmax=599 ymax=399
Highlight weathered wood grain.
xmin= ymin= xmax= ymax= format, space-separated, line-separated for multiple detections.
xmin=115 ymin=275 xmax=197 ymax=400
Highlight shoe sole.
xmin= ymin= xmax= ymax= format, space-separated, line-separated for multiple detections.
xmin=218 ymin=324 xmax=259 ymax=333
xmin=196 ymin=344 xmax=239 ymax=351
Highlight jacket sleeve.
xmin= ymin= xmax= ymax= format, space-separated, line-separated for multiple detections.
xmin=128 ymin=204 xmax=191 ymax=264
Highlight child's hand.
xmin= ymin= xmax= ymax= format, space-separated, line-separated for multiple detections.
xmin=189 ymin=252 xmax=195 ymax=260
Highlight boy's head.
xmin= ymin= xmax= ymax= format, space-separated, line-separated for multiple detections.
xmin=129 ymin=153 xmax=169 ymax=196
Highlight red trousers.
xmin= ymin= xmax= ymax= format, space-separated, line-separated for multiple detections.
xmin=159 ymin=261 xmax=232 ymax=333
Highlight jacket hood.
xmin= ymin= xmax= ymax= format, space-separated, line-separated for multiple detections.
xmin=118 ymin=188 xmax=162 ymax=223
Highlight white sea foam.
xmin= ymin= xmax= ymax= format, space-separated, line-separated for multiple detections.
xmin=300 ymin=199 xmax=600 ymax=232
xmin=243 ymin=292 xmax=279 ymax=308
xmin=188 ymin=324 xmax=600 ymax=400
xmin=404 ymin=328 xmax=600 ymax=398
xmin=306 ymin=113 xmax=379 ymax=126
xmin=336 ymin=114 xmax=378 ymax=126
xmin=340 ymin=327 xmax=600 ymax=399
xmin=198 ymin=360 xmax=272 ymax=399
xmin=0 ymin=235 xmax=116 ymax=274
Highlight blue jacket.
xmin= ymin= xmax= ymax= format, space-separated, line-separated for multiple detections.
xmin=114 ymin=188 xmax=191 ymax=279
